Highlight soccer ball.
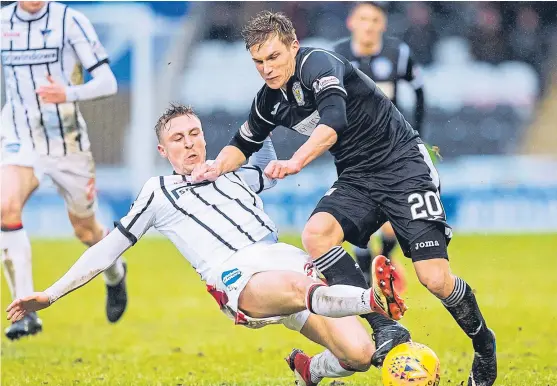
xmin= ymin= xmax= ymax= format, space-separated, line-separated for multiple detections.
xmin=381 ymin=342 xmax=441 ymax=386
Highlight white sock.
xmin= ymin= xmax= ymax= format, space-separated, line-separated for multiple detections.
xmin=92 ymin=227 xmax=125 ymax=286
xmin=308 ymin=284 xmax=372 ymax=318
xmin=1 ymin=228 xmax=34 ymax=299
xmin=309 ymin=350 xmax=355 ymax=383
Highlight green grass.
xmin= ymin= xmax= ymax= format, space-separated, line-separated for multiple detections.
xmin=2 ymin=234 xmax=557 ymax=385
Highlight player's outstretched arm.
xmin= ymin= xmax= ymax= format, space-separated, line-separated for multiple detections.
xmin=5 ymin=230 xmax=131 ymax=322
xmin=265 ymin=124 xmax=338 ymax=180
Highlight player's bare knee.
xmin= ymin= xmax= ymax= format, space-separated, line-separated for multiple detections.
xmin=73 ymin=223 xmax=96 ymax=246
xmin=302 ymin=216 xmax=342 ymax=257
xmin=343 ymin=339 xmax=374 ymax=371
xmin=0 ymin=197 xmax=24 ymax=226
xmin=417 ymin=269 xmax=448 ymax=297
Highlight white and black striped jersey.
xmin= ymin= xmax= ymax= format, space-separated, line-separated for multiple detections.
xmin=115 ymin=164 xmax=278 ymax=282
xmin=1 ymin=1 xmax=109 ymax=156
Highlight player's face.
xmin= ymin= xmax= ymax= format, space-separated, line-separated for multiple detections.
xmin=250 ymin=35 xmax=300 ymax=89
xmin=347 ymin=4 xmax=386 ymax=46
xmin=19 ymin=1 xmax=46 ymax=14
xmin=157 ymin=114 xmax=207 ymax=175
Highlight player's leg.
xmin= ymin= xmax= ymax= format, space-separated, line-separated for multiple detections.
xmin=379 ymin=222 xmax=397 ymax=258
xmin=285 ymin=314 xmax=375 ymax=385
xmin=386 ymin=143 xmax=496 ymax=385
xmin=352 ymin=241 xmax=372 ymax=285
xmin=238 ymin=269 xmax=382 ymax=319
xmin=300 ymin=180 xmax=410 ymax=366
xmin=1 ymin=164 xmax=42 ymax=339
xmin=49 ymin=152 xmax=127 ymax=322
xmin=377 ymin=221 xmax=407 ymax=294
xmin=411 ymin=228 xmax=496 ymax=386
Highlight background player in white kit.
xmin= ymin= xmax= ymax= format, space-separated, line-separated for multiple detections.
xmin=1 ymin=1 xmax=127 ymax=339
xmin=6 ymin=104 xmax=406 ymax=385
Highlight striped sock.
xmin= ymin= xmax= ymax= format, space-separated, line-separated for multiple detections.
xmin=442 ymin=277 xmax=490 ymax=343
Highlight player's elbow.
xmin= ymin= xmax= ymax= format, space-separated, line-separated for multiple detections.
xmin=106 ymin=70 xmax=118 ymax=96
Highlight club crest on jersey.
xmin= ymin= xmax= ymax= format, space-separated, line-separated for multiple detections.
xmin=292 ymin=81 xmax=305 ymax=106
xmin=222 ymin=268 xmax=242 ymax=288
xmin=371 ymin=57 xmax=393 ymax=79
xmin=3 ymin=143 xmax=21 ymax=153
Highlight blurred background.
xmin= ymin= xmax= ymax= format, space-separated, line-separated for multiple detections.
xmin=4 ymin=0 xmax=557 ymax=237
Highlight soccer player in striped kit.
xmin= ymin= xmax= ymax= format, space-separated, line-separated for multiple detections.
xmin=1 ymin=1 xmax=126 ymax=339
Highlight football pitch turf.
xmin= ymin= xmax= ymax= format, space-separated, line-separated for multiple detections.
xmin=2 ymin=234 xmax=556 ymax=385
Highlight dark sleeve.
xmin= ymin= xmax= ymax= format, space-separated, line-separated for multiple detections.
xmin=403 ymin=55 xmax=425 ymax=135
xmin=299 ymin=50 xmax=349 ymax=133
xmin=228 ymin=89 xmax=276 ymax=158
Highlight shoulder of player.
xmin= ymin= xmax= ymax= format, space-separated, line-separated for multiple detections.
xmin=1 ymin=3 xmax=16 ymax=21
xmin=331 ymin=37 xmax=351 ymax=54
xmin=65 ymin=5 xmax=93 ymax=26
xmin=296 ymin=47 xmax=345 ymax=87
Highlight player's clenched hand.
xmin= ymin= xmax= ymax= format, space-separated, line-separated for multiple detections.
xmin=36 ymin=75 xmax=67 ymax=104
xmin=6 ymin=292 xmax=50 ymax=322
xmin=191 ymin=162 xmax=222 ymax=183
xmin=264 ymin=159 xmax=302 ymax=180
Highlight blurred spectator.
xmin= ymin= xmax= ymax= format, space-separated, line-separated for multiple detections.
xmin=509 ymin=7 xmax=544 ymax=75
xmin=403 ymin=2 xmax=438 ymax=65
xmin=205 ymin=2 xmax=241 ymax=42
xmin=469 ymin=5 xmax=510 ymax=64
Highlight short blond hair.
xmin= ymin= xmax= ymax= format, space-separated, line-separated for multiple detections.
xmin=154 ymin=103 xmax=198 ymax=142
xmin=242 ymin=11 xmax=297 ymax=50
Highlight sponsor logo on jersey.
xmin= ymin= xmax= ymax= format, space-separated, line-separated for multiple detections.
xmin=222 ymin=268 xmax=242 ymax=287
xmin=312 ymin=76 xmax=340 ymax=94
xmin=3 ymin=31 xmax=20 ymax=39
xmin=292 ymin=81 xmax=305 ymax=106
xmin=415 ymin=240 xmax=440 ymax=250
xmin=370 ymin=57 xmax=393 ymax=79
xmin=3 ymin=143 xmax=21 ymax=153
xmin=2 ymin=48 xmax=58 ymax=66
xmin=292 ymin=110 xmax=320 ymax=136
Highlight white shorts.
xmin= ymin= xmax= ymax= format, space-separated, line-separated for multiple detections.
xmin=206 ymin=239 xmax=318 ymax=331
xmin=1 ymin=137 xmax=97 ymax=218
xmin=40 ymin=152 xmax=98 ymax=218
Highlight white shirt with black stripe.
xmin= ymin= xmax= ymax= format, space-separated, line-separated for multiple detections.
xmin=115 ymin=142 xmax=278 ymax=282
xmin=1 ymin=1 xmax=109 ymax=156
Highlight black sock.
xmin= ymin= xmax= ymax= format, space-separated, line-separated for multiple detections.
xmin=380 ymin=235 xmax=397 ymax=258
xmin=442 ymin=277 xmax=493 ymax=353
xmin=314 ymin=246 xmax=396 ymax=330
xmin=353 ymin=246 xmax=372 ymax=284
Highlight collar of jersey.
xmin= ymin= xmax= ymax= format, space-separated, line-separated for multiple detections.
xmin=16 ymin=2 xmax=49 ymax=22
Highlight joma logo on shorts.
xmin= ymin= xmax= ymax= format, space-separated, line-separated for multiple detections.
xmin=415 ymin=240 xmax=439 ymax=250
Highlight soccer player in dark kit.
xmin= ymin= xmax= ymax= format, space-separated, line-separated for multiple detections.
xmin=334 ymin=1 xmax=426 ymax=290
xmin=193 ymin=11 xmax=497 ymax=386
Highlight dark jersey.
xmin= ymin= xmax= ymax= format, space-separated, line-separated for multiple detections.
xmin=333 ymin=36 xmax=423 ymax=105
xmin=230 ymin=47 xmax=420 ymax=175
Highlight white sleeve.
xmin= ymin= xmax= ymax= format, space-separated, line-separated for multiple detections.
xmin=44 ymin=230 xmax=131 ymax=304
xmin=236 ymin=136 xmax=277 ymax=193
xmin=115 ymin=181 xmax=157 ymax=245
xmin=66 ymin=10 xmax=109 ymax=72
xmin=65 ymin=63 xmax=117 ymax=102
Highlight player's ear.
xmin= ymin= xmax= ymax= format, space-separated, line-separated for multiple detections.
xmin=157 ymin=144 xmax=168 ymax=159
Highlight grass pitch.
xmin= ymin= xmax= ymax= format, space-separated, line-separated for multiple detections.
xmin=2 ymin=234 xmax=556 ymax=385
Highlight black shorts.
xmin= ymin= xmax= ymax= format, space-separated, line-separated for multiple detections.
xmin=312 ymin=143 xmax=452 ymax=261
